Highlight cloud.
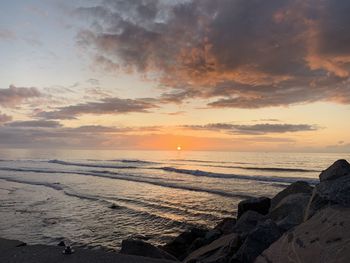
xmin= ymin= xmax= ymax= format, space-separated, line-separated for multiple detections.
xmin=0 ymin=85 xmax=42 ymax=107
xmin=0 ymin=28 xmax=16 ymax=41
xmin=37 ymin=97 xmax=158 ymax=119
xmin=0 ymin=112 xmax=12 ymax=123
xmin=6 ymin=120 xmax=62 ymax=128
xmin=75 ymin=0 xmax=350 ymax=108
xmin=183 ymin=123 xmax=318 ymax=135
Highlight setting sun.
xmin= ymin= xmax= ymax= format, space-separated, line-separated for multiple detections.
xmin=177 ymin=146 xmax=182 ymax=151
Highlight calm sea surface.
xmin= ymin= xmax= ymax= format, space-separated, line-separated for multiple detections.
xmin=0 ymin=149 xmax=348 ymax=250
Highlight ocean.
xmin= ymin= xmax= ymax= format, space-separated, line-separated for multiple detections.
xmin=0 ymin=149 xmax=348 ymax=251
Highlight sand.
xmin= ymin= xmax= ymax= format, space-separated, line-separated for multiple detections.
xmin=0 ymin=238 xmax=175 ymax=263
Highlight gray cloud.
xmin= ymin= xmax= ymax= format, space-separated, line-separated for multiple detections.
xmin=0 ymin=112 xmax=12 ymax=123
xmin=74 ymin=0 xmax=350 ymax=108
xmin=0 ymin=85 xmax=42 ymax=107
xmin=6 ymin=120 xmax=62 ymax=128
xmin=183 ymin=123 xmax=318 ymax=135
xmin=37 ymin=97 xmax=158 ymax=119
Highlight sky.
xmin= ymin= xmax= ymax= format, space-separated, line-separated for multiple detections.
xmin=0 ymin=0 xmax=350 ymax=152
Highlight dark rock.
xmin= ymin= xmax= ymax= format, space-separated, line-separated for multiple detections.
xmin=233 ymin=211 xmax=266 ymax=235
xmin=232 ymin=219 xmax=282 ymax=263
xmin=120 ymin=239 xmax=178 ymax=261
xmin=109 ymin=203 xmax=121 ymax=209
xmin=161 ymin=227 xmax=207 ymax=260
xmin=184 ymin=233 xmax=240 ymax=263
xmin=237 ymin=197 xmax=271 ymax=219
xmin=57 ymin=241 xmax=65 ymax=247
xmin=306 ymin=174 xmax=350 ymax=219
xmin=187 ymin=229 xmax=222 ymax=255
xmin=214 ymin=218 xmax=237 ymax=235
xmin=319 ymin=159 xmax=350 ymax=182
xmin=269 ymin=193 xmax=311 ymax=231
xmin=270 ymin=181 xmax=313 ymax=210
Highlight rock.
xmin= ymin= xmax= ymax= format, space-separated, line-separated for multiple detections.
xmin=57 ymin=241 xmax=65 ymax=247
xmin=109 ymin=203 xmax=121 ymax=209
xmin=269 ymin=193 xmax=311 ymax=231
xmin=232 ymin=219 xmax=282 ymax=263
xmin=233 ymin=211 xmax=266 ymax=235
xmin=255 ymin=206 xmax=350 ymax=263
xmin=270 ymin=181 xmax=313 ymax=210
xmin=184 ymin=233 xmax=240 ymax=263
xmin=305 ymin=173 xmax=350 ymax=219
xmin=120 ymin=239 xmax=178 ymax=261
xmin=319 ymin=159 xmax=350 ymax=182
xmin=237 ymin=197 xmax=271 ymax=219
xmin=187 ymin=229 xmax=222 ymax=255
xmin=214 ymin=217 xmax=237 ymax=235
xmin=161 ymin=227 xmax=207 ymax=260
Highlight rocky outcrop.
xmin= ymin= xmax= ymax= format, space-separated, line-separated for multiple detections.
xmin=270 ymin=181 xmax=313 ymax=210
xmin=120 ymin=239 xmax=178 ymax=261
xmin=214 ymin=217 xmax=237 ymax=235
xmin=269 ymin=193 xmax=311 ymax=230
xmin=233 ymin=211 xmax=266 ymax=235
xmin=305 ymin=164 xmax=350 ymax=219
xmin=161 ymin=227 xmax=207 ymax=260
xmin=171 ymin=159 xmax=350 ymax=263
xmin=319 ymin=159 xmax=350 ymax=182
xmin=183 ymin=233 xmax=240 ymax=263
xmin=232 ymin=219 xmax=282 ymax=263
xmin=237 ymin=197 xmax=271 ymax=219
xmin=255 ymin=205 xmax=350 ymax=263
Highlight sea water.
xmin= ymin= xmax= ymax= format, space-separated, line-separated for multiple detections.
xmin=0 ymin=149 xmax=347 ymax=250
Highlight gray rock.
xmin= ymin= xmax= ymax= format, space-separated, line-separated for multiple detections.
xmin=270 ymin=181 xmax=313 ymax=211
xmin=120 ymin=239 xmax=178 ymax=261
xmin=269 ymin=193 xmax=311 ymax=231
xmin=232 ymin=219 xmax=282 ymax=263
xmin=214 ymin=218 xmax=237 ymax=235
xmin=237 ymin=197 xmax=270 ymax=219
xmin=256 ymin=206 xmax=350 ymax=263
xmin=319 ymin=159 xmax=350 ymax=182
xmin=233 ymin=211 xmax=266 ymax=236
xmin=305 ymin=174 xmax=350 ymax=219
xmin=161 ymin=227 xmax=207 ymax=260
xmin=184 ymin=233 xmax=240 ymax=263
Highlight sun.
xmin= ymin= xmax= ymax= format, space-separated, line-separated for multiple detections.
xmin=177 ymin=146 xmax=182 ymax=151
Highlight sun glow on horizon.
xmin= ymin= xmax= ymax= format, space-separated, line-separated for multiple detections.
xmin=177 ymin=146 xmax=182 ymax=151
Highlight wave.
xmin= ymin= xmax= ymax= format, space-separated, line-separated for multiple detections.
xmin=170 ymin=159 xmax=232 ymax=164
xmin=48 ymin=160 xmax=138 ymax=169
xmin=199 ymin=164 xmax=319 ymax=173
xmin=0 ymin=166 xmax=252 ymax=199
xmin=0 ymin=176 xmax=63 ymax=191
xmin=159 ymin=167 xmax=318 ymax=184
xmin=108 ymin=159 xmax=158 ymax=164
xmin=0 ymin=176 xmax=199 ymax=230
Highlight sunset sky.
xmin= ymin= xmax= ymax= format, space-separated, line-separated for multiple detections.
xmin=0 ymin=0 xmax=350 ymax=152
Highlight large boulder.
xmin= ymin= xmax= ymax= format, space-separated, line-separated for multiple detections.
xmin=120 ymin=239 xmax=178 ymax=261
xmin=269 ymin=193 xmax=311 ymax=231
xmin=233 ymin=211 xmax=267 ymax=235
xmin=232 ymin=219 xmax=282 ymax=263
xmin=214 ymin=217 xmax=237 ymax=235
xmin=305 ymin=173 xmax=350 ymax=219
xmin=255 ymin=206 xmax=350 ymax=263
xmin=270 ymin=181 xmax=313 ymax=211
xmin=319 ymin=159 xmax=350 ymax=182
xmin=183 ymin=233 xmax=240 ymax=263
xmin=161 ymin=227 xmax=207 ymax=260
xmin=237 ymin=197 xmax=271 ymax=219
